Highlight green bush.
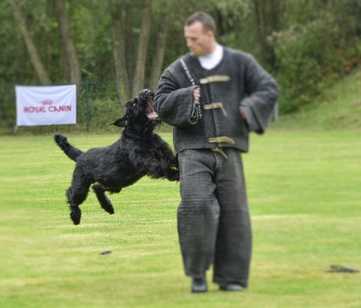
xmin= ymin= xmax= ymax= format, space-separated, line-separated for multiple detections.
xmin=272 ymin=14 xmax=345 ymax=113
xmin=85 ymin=97 xmax=121 ymax=130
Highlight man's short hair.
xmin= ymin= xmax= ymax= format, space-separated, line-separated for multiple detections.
xmin=185 ymin=12 xmax=216 ymax=34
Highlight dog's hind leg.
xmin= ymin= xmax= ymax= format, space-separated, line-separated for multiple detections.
xmin=92 ymin=183 xmax=115 ymax=215
xmin=66 ymin=167 xmax=91 ymax=225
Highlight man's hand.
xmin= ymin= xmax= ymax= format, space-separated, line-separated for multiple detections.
xmin=192 ymin=86 xmax=200 ymax=104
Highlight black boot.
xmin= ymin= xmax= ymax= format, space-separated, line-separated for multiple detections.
xmin=219 ymin=283 xmax=244 ymax=292
xmin=191 ymin=277 xmax=208 ymax=293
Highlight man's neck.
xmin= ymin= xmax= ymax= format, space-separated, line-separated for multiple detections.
xmin=204 ymin=41 xmax=217 ymax=56
xmin=198 ymin=43 xmax=223 ymax=70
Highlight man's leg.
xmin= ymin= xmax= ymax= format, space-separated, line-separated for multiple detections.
xmin=177 ymin=149 xmax=220 ymax=286
xmin=212 ymin=149 xmax=252 ymax=289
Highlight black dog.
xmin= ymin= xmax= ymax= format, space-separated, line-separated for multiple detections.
xmin=54 ymin=89 xmax=178 ymax=225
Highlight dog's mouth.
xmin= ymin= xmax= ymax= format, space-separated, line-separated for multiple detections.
xmin=146 ymin=99 xmax=158 ymax=121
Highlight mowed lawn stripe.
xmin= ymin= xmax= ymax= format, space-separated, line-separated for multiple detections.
xmin=0 ymin=130 xmax=360 ymax=308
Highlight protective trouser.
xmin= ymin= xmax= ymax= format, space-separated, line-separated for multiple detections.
xmin=177 ymin=148 xmax=252 ymax=288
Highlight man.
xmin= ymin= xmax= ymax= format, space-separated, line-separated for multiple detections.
xmin=154 ymin=12 xmax=278 ymax=293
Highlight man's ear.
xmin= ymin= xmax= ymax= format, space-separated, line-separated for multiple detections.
xmin=113 ymin=116 xmax=127 ymax=127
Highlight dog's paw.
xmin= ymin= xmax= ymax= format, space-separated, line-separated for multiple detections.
xmin=167 ymin=169 xmax=180 ymax=181
xmin=70 ymin=207 xmax=81 ymax=225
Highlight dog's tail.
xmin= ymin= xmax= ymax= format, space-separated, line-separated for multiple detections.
xmin=54 ymin=134 xmax=83 ymax=162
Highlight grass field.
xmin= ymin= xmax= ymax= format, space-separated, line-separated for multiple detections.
xmin=0 ymin=129 xmax=360 ymax=308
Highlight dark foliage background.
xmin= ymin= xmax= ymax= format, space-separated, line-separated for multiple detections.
xmin=1 ymin=0 xmax=360 ymax=131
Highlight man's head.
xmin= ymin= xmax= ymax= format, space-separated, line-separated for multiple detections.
xmin=184 ymin=12 xmax=217 ymax=56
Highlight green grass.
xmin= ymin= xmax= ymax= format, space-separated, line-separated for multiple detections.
xmin=0 ymin=130 xmax=360 ymax=308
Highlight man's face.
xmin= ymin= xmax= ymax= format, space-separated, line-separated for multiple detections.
xmin=184 ymin=21 xmax=214 ymax=56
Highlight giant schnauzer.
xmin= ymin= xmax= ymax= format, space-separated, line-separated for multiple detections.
xmin=54 ymin=89 xmax=178 ymax=225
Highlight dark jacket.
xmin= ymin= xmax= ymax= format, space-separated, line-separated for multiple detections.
xmin=154 ymin=47 xmax=279 ymax=153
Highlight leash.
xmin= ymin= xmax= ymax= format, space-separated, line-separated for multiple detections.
xmin=180 ymin=58 xmax=202 ymax=124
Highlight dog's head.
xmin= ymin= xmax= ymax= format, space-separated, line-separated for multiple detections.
xmin=113 ymin=89 xmax=159 ymax=130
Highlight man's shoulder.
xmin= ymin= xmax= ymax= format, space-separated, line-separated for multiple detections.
xmin=164 ymin=53 xmax=192 ymax=76
xmin=223 ymin=47 xmax=256 ymax=63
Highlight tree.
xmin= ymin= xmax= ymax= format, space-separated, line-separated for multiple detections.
xmin=149 ymin=3 xmax=171 ymax=90
xmin=253 ymin=0 xmax=284 ymax=69
xmin=9 ymin=0 xmax=51 ymax=84
xmin=110 ymin=0 xmax=130 ymax=102
xmin=54 ymin=0 xmax=81 ymax=86
xmin=132 ymin=0 xmax=152 ymax=96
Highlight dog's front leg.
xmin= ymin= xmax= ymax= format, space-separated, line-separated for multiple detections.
xmin=92 ymin=183 xmax=115 ymax=215
xmin=158 ymin=144 xmax=179 ymax=181
xmin=163 ymin=160 xmax=179 ymax=181
xmin=147 ymin=156 xmax=179 ymax=181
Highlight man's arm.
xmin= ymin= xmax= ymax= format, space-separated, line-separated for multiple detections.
xmin=239 ymin=54 xmax=279 ymax=134
xmin=154 ymin=68 xmax=199 ymax=128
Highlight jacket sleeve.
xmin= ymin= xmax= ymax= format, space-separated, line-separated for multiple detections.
xmin=154 ymin=69 xmax=197 ymax=128
xmin=239 ymin=55 xmax=279 ymax=134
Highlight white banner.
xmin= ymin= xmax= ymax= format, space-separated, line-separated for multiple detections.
xmin=15 ymin=85 xmax=77 ymax=126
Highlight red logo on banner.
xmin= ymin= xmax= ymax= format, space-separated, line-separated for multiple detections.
xmin=23 ymin=99 xmax=72 ymax=113
xmin=41 ymin=99 xmax=54 ymax=106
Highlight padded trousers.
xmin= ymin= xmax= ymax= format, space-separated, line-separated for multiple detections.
xmin=177 ymin=148 xmax=252 ymax=288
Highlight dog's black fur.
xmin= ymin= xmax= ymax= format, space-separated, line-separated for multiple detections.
xmin=54 ymin=89 xmax=178 ymax=225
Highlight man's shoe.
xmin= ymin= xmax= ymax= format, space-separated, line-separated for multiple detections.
xmin=191 ymin=277 xmax=208 ymax=293
xmin=219 ymin=284 xmax=244 ymax=292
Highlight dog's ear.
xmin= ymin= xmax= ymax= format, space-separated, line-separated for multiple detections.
xmin=113 ymin=116 xmax=127 ymax=127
